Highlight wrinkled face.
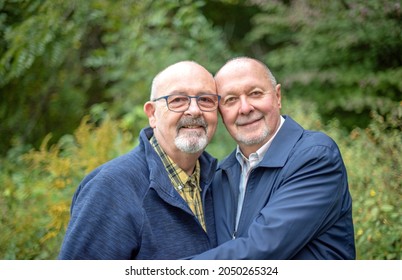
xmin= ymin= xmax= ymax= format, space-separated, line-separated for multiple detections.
xmin=144 ymin=62 xmax=218 ymax=156
xmin=216 ymin=59 xmax=282 ymax=156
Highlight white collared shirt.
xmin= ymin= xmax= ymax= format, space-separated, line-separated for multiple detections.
xmin=234 ymin=116 xmax=285 ymax=231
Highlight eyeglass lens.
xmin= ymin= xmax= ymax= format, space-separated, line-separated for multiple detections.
xmin=167 ymin=95 xmax=219 ymax=112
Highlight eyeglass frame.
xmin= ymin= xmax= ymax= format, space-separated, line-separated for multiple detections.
xmin=152 ymin=93 xmax=221 ymax=112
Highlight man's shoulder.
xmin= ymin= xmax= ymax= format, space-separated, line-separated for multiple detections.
xmin=283 ymin=116 xmax=337 ymax=148
xmin=298 ymin=129 xmax=338 ymax=152
xmin=78 ymin=147 xmax=149 ymax=192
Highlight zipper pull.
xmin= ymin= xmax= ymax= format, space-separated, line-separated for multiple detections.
xmin=232 ymin=231 xmax=237 ymax=239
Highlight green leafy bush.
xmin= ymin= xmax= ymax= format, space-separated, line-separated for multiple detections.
xmin=244 ymin=0 xmax=402 ymax=129
xmin=339 ymin=108 xmax=402 ymax=259
xmin=0 ymin=0 xmax=230 ymax=154
xmin=1 ymin=0 xmax=400 ymax=260
xmin=0 ymin=113 xmax=136 ymax=259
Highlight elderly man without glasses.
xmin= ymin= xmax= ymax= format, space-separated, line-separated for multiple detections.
xmin=192 ymin=57 xmax=356 ymax=260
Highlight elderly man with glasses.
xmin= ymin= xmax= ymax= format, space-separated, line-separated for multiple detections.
xmin=59 ymin=61 xmax=221 ymax=260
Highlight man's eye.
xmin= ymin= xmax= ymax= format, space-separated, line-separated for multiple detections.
xmin=223 ymin=96 xmax=237 ymax=105
xmin=169 ymin=96 xmax=188 ymax=104
xmin=198 ymin=96 xmax=215 ymax=104
xmin=250 ymin=91 xmax=264 ymax=97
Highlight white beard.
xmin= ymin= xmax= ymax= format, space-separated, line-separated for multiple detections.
xmin=236 ymin=127 xmax=269 ymax=146
xmin=175 ymin=131 xmax=208 ymax=154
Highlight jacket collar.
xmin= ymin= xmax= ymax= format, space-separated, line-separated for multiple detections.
xmin=219 ymin=115 xmax=304 ymax=170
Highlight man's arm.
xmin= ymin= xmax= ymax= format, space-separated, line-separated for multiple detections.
xmin=192 ymin=144 xmax=347 ymax=259
xmin=59 ymin=173 xmax=141 ymax=260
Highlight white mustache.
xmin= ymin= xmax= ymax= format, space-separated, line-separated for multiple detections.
xmin=177 ymin=117 xmax=207 ymax=131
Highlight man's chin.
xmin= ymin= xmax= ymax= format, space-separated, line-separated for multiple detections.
xmin=175 ymin=135 xmax=208 ymax=154
xmin=178 ymin=129 xmax=207 ymax=139
xmin=235 ymin=130 xmax=269 ymax=146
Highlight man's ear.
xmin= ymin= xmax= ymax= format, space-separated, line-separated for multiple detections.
xmin=275 ymin=84 xmax=282 ymax=109
xmin=144 ymin=101 xmax=157 ymax=128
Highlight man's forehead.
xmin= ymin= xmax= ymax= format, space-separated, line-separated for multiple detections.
xmin=216 ymin=70 xmax=272 ymax=94
xmin=218 ymin=59 xmax=261 ymax=75
xmin=159 ymin=77 xmax=215 ymax=95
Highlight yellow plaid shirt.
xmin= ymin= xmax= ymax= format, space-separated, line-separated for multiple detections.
xmin=150 ymin=136 xmax=206 ymax=232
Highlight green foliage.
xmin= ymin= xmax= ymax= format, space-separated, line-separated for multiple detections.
xmin=1 ymin=0 xmax=99 ymax=153
xmin=243 ymin=0 xmax=402 ymax=129
xmin=0 ymin=112 xmax=135 ymax=259
xmin=340 ymin=107 xmax=402 ymax=259
xmin=0 ymin=0 xmax=400 ymax=260
xmin=0 ymin=0 xmax=230 ymax=154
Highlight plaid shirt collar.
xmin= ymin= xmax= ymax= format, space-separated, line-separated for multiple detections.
xmin=150 ymin=135 xmax=201 ymax=192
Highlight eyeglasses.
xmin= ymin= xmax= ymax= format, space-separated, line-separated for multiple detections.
xmin=152 ymin=94 xmax=221 ymax=112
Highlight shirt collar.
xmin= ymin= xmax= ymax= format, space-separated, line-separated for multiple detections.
xmin=150 ymin=135 xmax=201 ymax=191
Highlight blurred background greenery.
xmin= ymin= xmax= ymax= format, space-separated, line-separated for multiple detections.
xmin=0 ymin=0 xmax=401 ymax=259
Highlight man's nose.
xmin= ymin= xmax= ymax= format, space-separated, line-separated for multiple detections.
xmin=185 ymin=98 xmax=202 ymax=116
xmin=238 ymin=95 xmax=254 ymax=114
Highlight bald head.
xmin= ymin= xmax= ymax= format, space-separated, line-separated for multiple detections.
xmin=150 ymin=61 xmax=215 ymax=100
xmin=215 ymin=57 xmax=277 ymax=88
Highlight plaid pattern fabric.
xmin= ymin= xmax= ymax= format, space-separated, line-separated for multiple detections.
xmin=150 ymin=136 xmax=206 ymax=232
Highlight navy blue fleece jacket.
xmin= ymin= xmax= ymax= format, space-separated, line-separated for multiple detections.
xmin=59 ymin=127 xmax=217 ymax=259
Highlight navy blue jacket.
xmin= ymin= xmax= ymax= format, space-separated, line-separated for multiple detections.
xmin=59 ymin=127 xmax=217 ymax=259
xmin=193 ymin=116 xmax=355 ymax=259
